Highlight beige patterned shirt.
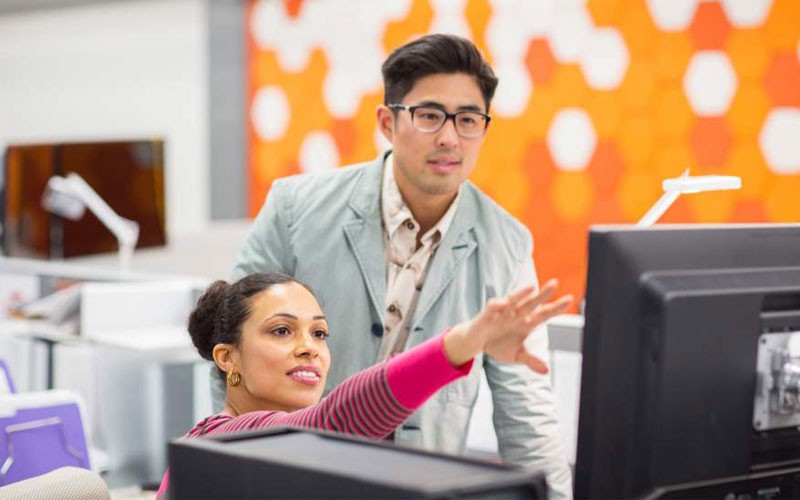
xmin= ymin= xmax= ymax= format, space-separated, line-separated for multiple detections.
xmin=379 ymin=154 xmax=461 ymax=360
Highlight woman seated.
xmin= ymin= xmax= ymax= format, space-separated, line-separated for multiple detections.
xmin=157 ymin=272 xmax=571 ymax=498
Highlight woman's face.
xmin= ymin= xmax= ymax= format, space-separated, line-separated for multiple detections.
xmin=229 ymin=281 xmax=331 ymax=413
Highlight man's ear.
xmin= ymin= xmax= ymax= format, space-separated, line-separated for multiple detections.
xmin=376 ymin=105 xmax=395 ymax=144
xmin=212 ymin=343 xmax=237 ymax=373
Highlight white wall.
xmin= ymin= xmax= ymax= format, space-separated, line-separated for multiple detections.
xmin=0 ymin=0 xmax=209 ymax=237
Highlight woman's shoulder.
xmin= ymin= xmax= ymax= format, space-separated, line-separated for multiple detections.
xmin=186 ymin=413 xmax=234 ymax=437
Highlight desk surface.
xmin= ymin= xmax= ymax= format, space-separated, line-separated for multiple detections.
xmin=1 ymin=220 xmax=251 ymax=283
xmin=64 ymin=219 xmax=251 ymax=281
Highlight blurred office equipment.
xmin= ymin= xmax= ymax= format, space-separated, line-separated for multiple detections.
xmin=42 ymin=173 xmax=139 ymax=270
xmin=2 ymin=139 xmax=166 ymax=261
xmin=0 ymin=358 xmax=92 ymax=486
xmin=0 ymin=359 xmax=16 ymax=394
xmin=54 ymin=279 xmax=204 ymax=488
xmin=170 ymin=427 xmax=547 ymax=499
xmin=12 ymin=282 xmax=81 ymax=326
xmin=575 ymin=224 xmax=800 ymax=498
xmin=0 ymin=391 xmax=92 ymax=485
xmin=0 ymin=256 xmax=210 ymax=489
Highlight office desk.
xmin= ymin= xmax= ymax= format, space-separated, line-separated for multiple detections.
xmin=64 ymin=219 xmax=251 ymax=281
xmin=0 ymin=254 xmax=216 ymax=488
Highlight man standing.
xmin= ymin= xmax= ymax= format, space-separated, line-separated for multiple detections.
xmin=227 ymin=34 xmax=572 ymax=498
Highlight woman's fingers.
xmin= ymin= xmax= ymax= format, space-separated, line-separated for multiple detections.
xmin=480 ymin=281 xmax=573 ymax=373
xmin=504 ymin=284 xmax=538 ymax=307
xmin=524 ymin=294 xmax=573 ymax=325
xmin=514 ymin=279 xmax=558 ymax=316
xmin=517 ymin=349 xmax=549 ymax=375
xmin=492 ymin=280 xmax=562 ymax=317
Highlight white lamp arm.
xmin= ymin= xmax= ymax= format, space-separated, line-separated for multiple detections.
xmin=636 ymin=190 xmax=681 ymax=227
xmin=61 ymin=173 xmax=139 ymax=247
xmin=45 ymin=173 xmax=140 ymax=269
xmin=636 ymin=169 xmax=741 ymax=227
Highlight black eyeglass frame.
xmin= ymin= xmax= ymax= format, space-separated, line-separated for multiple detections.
xmin=387 ymin=104 xmax=491 ymax=138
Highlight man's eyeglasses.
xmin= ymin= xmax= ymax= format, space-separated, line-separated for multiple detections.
xmin=388 ymin=104 xmax=491 ymax=138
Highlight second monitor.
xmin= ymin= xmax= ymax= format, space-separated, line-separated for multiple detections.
xmin=575 ymin=224 xmax=800 ymax=498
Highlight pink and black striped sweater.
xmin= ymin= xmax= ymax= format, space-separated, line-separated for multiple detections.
xmin=157 ymin=332 xmax=473 ymax=497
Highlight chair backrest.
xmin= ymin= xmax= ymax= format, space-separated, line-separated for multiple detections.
xmin=0 ymin=390 xmax=91 ymax=485
xmin=0 ymin=466 xmax=110 ymax=500
xmin=0 ymin=359 xmax=16 ymax=394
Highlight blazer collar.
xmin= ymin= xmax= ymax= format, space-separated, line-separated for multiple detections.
xmin=347 ymin=150 xmax=389 ymax=220
xmin=345 ymin=150 xmax=480 ymax=335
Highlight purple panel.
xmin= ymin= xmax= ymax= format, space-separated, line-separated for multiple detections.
xmin=0 ymin=360 xmax=16 ymax=394
xmin=0 ymin=402 xmax=90 ymax=485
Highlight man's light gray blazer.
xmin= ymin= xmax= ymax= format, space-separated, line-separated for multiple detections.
xmin=231 ymin=152 xmax=572 ymax=498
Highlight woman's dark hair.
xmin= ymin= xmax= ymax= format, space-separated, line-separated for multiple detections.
xmin=188 ymin=272 xmax=313 ymax=382
xmin=381 ymin=34 xmax=498 ymax=111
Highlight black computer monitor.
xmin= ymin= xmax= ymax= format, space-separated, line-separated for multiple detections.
xmin=2 ymin=139 xmax=166 ymax=259
xmin=575 ymin=224 xmax=800 ymax=499
xmin=169 ymin=427 xmax=547 ymax=499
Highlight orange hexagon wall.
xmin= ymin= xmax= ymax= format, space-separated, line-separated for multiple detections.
xmin=246 ymin=0 xmax=800 ymax=307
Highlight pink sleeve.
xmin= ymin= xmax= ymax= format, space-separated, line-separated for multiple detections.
xmin=156 ymin=471 xmax=169 ymax=499
xmin=156 ymin=331 xmax=471 ymax=498
xmin=385 ymin=330 xmax=474 ymax=409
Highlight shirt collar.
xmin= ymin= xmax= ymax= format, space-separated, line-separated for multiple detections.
xmin=381 ymin=152 xmax=461 ymax=244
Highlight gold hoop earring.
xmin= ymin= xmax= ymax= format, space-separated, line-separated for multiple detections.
xmin=227 ymin=371 xmax=241 ymax=387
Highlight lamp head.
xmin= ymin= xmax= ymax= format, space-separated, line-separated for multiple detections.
xmin=41 ymin=175 xmax=86 ymax=220
xmin=636 ymin=170 xmax=743 ymax=227
xmin=662 ymin=175 xmax=742 ymax=195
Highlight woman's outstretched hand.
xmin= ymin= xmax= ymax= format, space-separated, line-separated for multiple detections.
xmin=443 ymin=279 xmax=573 ymax=374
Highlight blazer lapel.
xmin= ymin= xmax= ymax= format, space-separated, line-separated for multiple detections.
xmin=411 ymin=189 xmax=478 ymax=332
xmin=343 ymin=155 xmax=387 ymax=324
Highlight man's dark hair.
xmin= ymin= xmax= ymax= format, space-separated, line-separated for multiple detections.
xmin=381 ymin=34 xmax=498 ymax=111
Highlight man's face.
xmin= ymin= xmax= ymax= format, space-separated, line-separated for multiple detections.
xmin=378 ymin=72 xmax=489 ymax=206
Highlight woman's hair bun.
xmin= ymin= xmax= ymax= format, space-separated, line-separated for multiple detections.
xmin=187 ymin=280 xmax=229 ymax=361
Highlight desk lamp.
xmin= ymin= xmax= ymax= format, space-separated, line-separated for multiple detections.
xmin=41 ymin=173 xmax=139 ymax=270
xmin=636 ymin=169 xmax=741 ymax=227
xmin=566 ymin=169 xmax=741 ymax=319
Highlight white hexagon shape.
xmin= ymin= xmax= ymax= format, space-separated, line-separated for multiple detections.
xmin=491 ymin=60 xmax=532 ymax=118
xmin=299 ymin=131 xmax=340 ymax=173
xmin=429 ymin=0 xmax=470 ymax=37
xmin=759 ymin=108 xmax=800 ymax=175
xmin=580 ymin=28 xmax=630 ymax=90
xmin=485 ymin=10 xmax=522 ymax=60
xmin=548 ymin=3 xmax=594 ymax=63
xmin=484 ymin=0 xmax=557 ymax=118
xmin=485 ymin=0 xmax=555 ymax=63
xmin=646 ymin=0 xmax=699 ymax=31
xmin=251 ymin=0 xmax=411 ymax=74
xmin=547 ymin=108 xmax=597 ymax=171
xmin=251 ymin=85 xmax=290 ymax=141
xmin=250 ymin=0 xmax=285 ymax=50
xmin=683 ymin=51 xmax=738 ymax=116
xmin=323 ymin=58 xmax=383 ymax=119
xmin=519 ymin=0 xmax=557 ymax=36
xmin=720 ymin=0 xmax=773 ymax=28
xmin=250 ymin=0 xmax=319 ymax=72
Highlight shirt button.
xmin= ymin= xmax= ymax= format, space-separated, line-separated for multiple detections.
xmin=371 ymin=323 xmax=383 ymax=337
xmin=388 ymin=304 xmax=397 ymax=313
xmin=406 ymin=221 xmax=415 ymax=230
